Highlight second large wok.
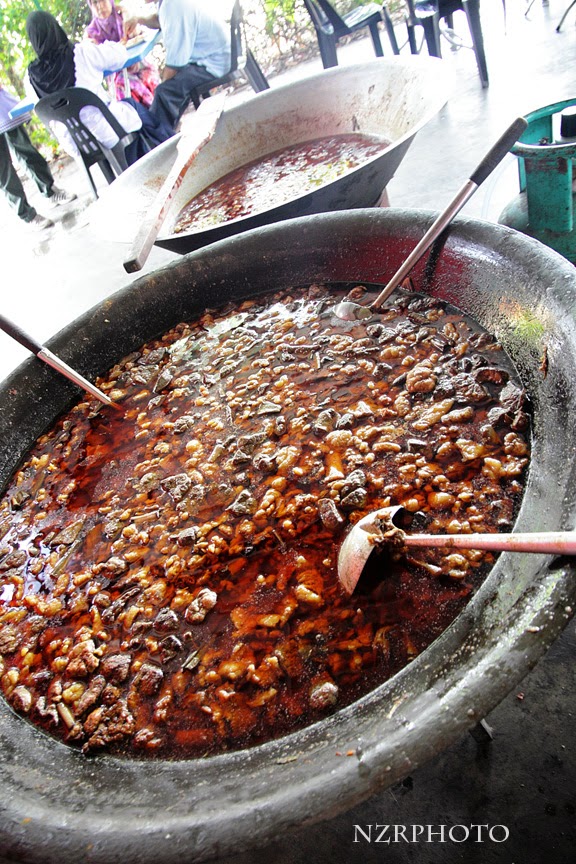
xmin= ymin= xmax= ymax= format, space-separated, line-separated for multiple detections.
xmin=90 ymin=57 xmax=450 ymax=253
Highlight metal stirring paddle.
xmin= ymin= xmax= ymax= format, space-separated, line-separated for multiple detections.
xmin=333 ymin=116 xmax=528 ymax=322
xmin=0 ymin=313 xmax=115 ymax=408
xmin=337 ymin=505 xmax=576 ymax=595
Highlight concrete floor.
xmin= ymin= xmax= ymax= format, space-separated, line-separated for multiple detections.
xmin=1 ymin=1 xmax=575 ymax=861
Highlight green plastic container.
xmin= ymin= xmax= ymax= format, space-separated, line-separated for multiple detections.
xmin=499 ymin=98 xmax=576 ymax=263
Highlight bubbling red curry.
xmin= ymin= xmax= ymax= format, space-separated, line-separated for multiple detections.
xmin=0 ymin=284 xmax=529 ymax=758
xmin=173 ymin=133 xmax=390 ymax=234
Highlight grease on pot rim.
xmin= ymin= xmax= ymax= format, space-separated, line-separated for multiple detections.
xmin=0 ymin=284 xmax=529 ymax=758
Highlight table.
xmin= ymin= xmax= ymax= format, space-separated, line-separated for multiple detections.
xmin=7 ymin=98 xmax=34 ymax=122
xmin=103 ymin=29 xmax=161 ymax=96
xmin=8 ymin=30 xmax=161 ymax=120
xmin=0 ymin=87 xmax=32 ymax=132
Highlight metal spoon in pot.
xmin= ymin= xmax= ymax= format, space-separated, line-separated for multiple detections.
xmin=337 ymin=505 xmax=576 ymax=595
xmin=333 ymin=116 xmax=528 ymax=322
xmin=0 ymin=313 xmax=115 ymax=408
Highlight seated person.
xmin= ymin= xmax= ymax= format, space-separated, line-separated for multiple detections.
xmin=124 ymin=0 xmax=231 ymax=132
xmin=85 ymin=0 xmax=160 ymax=108
xmin=25 ymin=10 xmax=172 ymax=166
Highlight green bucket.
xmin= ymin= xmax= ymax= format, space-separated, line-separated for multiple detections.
xmin=499 ymin=98 xmax=576 ymax=263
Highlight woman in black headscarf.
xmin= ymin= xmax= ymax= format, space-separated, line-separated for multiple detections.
xmin=27 ymin=10 xmax=76 ymax=98
xmin=26 ymin=11 xmax=172 ymax=165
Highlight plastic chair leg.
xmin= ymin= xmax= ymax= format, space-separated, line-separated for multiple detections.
xmin=382 ymin=8 xmax=400 ymax=55
xmin=98 ymin=158 xmax=117 ymax=185
xmin=81 ymin=162 xmax=99 ymax=199
xmin=462 ymin=0 xmax=489 ymax=87
xmin=318 ymin=31 xmax=339 ymax=68
xmin=108 ymin=143 xmax=130 ymax=174
xmin=368 ymin=20 xmax=384 ymax=56
xmin=421 ymin=15 xmax=442 ymax=57
xmin=407 ymin=22 xmax=419 ymax=53
xmin=245 ymin=50 xmax=270 ymax=92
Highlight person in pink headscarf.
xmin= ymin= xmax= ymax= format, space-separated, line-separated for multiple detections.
xmin=85 ymin=0 xmax=160 ymax=107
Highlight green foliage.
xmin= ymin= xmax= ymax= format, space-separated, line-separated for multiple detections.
xmin=263 ymin=0 xmax=295 ymax=35
xmin=256 ymin=0 xmax=405 ymax=58
xmin=0 ymin=1 xmax=90 ymax=153
xmin=260 ymin=0 xmax=304 ymax=51
xmin=260 ymin=0 xmax=370 ymax=43
xmin=0 ymin=0 xmax=89 ymax=94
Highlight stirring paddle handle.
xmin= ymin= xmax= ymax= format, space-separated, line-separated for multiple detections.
xmin=0 ymin=312 xmax=42 ymax=355
xmin=405 ymin=531 xmax=576 ymax=555
xmin=123 ymin=92 xmax=227 ymax=274
xmin=0 ymin=313 xmax=114 ymax=407
xmin=369 ymin=116 xmax=528 ymax=311
xmin=469 ymin=117 xmax=528 ymax=186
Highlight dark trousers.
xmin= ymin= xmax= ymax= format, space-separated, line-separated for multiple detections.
xmin=122 ymin=98 xmax=174 ymax=165
xmin=0 ymin=125 xmax=54 ymax=222
xmin=149 ymin=64 xmax=216 ymax=131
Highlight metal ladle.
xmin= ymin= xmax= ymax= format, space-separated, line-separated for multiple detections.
xmin=0 ymin=313 xmax=115 ymax=408
xmin=333 ymin=116 xmax=528 ymax=322
xmin=337 ymin=505 xmax=576 ymax=595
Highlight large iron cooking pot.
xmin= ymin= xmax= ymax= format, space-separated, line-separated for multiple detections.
xmin=90 ymin=56 xmax=450 ymax=253
xmin=1 ymin=210 xmax=575 ymax=864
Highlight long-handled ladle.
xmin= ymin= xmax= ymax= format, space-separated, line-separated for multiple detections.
xmin=0 ymin=313 xmax=115 ymax=408
xmin=333 ymin=116 xmax=528 ymax=322
xmin=338 ymin=505 xmax=576 ymax=595
xmin=123 ymin=91 xmax=227 ymax=273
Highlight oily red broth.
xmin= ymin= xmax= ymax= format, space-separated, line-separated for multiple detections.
xmin=0 ymin=284 xmax=529 ymax=758
xmin=174 ymin=133 xmax=390 ymax=234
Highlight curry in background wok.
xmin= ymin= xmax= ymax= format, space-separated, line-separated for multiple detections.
xmin=173 ymin=133 xmax=391 ymax=234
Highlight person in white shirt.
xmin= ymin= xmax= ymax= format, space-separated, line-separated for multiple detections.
xmin=124 ymin=0 xmax=231 ymax=131
xmin=26 ymin=10 xmax=172 ymax=165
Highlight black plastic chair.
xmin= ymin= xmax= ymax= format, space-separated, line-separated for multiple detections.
xmin=404 ymin=0 xmax=489 ymax=87
xmin=189 ymin=0 xmax=269 ymax=108
xmin=35 ymin=87 xmax=141 ymax=197
xmin=302 ymin=0 xmax=399 ymax=69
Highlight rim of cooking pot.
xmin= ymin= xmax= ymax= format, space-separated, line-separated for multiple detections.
xmin=0 ymin=210 xmax=575 ymax=864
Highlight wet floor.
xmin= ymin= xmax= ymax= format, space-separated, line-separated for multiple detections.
xmin=0 ymin=1 xmax=574 ymax=862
